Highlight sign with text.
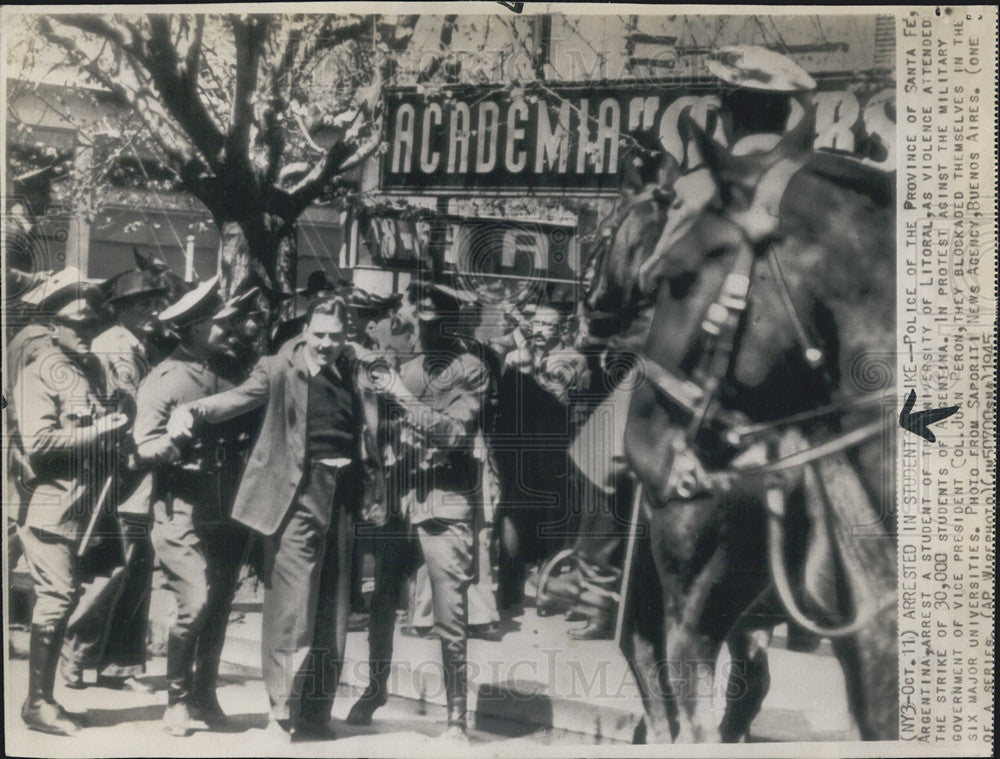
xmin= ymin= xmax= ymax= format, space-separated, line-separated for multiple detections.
xmin=381 ymin=78 xmax=895 ymax=194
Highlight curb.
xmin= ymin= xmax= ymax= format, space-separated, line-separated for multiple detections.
xmin=220 ymin=624 xmax=640 ymax=743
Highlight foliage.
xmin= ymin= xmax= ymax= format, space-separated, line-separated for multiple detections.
xmin=7 ymin=13 xmax=435 ymax=297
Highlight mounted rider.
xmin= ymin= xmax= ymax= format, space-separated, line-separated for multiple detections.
xmin=559 ymin=45 xmax=819 ymax=641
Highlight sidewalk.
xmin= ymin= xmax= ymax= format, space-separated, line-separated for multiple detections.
xmin=220 ymin=600 xmax=860 ymax=743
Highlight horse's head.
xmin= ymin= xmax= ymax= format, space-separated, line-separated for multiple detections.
xmin=688 ymin=106 xmax=816 ymax=246
xmin=583 ymin=145 xmax=678 ymax=338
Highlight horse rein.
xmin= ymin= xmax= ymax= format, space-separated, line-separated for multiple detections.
xmin=633 ymin=152 xmax=886 ymax=476
xmin=626 ymin=157 xmax=892 ymax=638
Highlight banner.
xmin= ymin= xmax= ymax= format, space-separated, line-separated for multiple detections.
xmin=381 ymin=77 xmax=895 ymax=193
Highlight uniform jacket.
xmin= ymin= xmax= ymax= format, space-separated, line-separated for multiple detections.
xmin=187 ymin=337 xmax=384 ymax=536
xmin=91 ymin=324 xmax=148 ymax=416
xmin=391 ymin=350 xmax=489 ymax=524
xmin=133 ymin=349 xmax=240 ymax=522
xmin=13 ymin=344 xmax=113 ymax=540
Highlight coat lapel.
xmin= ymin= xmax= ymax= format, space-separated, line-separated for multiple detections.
xmin=286 ymin=348 xmax=309 ymax=463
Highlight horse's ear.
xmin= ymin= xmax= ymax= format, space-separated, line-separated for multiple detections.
xmin=771 ymin=104 xmax=817 ymax=163
xmin=686 ymin=112 xmax=760 ymax=205
xmin=685 ymin=111 xmax=740 ymax=181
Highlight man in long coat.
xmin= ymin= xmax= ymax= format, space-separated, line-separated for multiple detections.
xmin=169 ymin=296 xmax=383 ymax=741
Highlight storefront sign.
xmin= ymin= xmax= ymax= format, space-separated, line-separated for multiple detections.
xmin=381 ymin=79 xmax=895 ymax=193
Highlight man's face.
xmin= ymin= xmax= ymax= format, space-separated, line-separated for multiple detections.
xmin=117 ymin=293 xmax=166 ymax=336
xmin=188 ymin=318 xmax=233 ymax=356
xmin=53 ymin=320 xmax=97 ymax=356
xmin=529 ymin=308 xmax=561 ymax=349
xmin=303 ymin=311 xmax=346 ymax=367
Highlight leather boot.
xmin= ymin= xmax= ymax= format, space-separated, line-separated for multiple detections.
xmin=440 ymin=645 xmax=468 ymax=741
xmin=345 ymin=663 xmax=390 ymax=725
xmin=22 ymin=624 xmax=81 ymax=736
xmin=441 ymin=696 xmax=469 ymax=742
xmin=191 ymin=657 xmax=227 ymax=725
xmin=163 ymin=632 xmax=196 ymax=736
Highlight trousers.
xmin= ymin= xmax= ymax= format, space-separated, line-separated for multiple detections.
xmin=410 ymin=515 xmax=497 ymax=629
xmin=151 ymin=484 xmax=247 ymax=704
xmin=62 ymin=518 xmax=154 ymax=678
xmin=262 ymin=463 xmax=353 ymax=724
xmin=364 ymin=516 xmax=474 ymax=705
xmin=18 ymin=526 xmax=82 ymax=628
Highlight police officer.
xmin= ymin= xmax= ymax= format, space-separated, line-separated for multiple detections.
xmin=559 ymin=46 xmax=818 ymax=640
xmin=60 ymin=269 xmax=168 ymax=692
xmin=13 ymin=277 xmax=129 ymax=736
xmin=93 ymin=269 xmax=169 ymax=414
xmin=132 ymin=276 xmax=249 ymax=737
xmin=346 ymin=283 xmax=489 ymax=741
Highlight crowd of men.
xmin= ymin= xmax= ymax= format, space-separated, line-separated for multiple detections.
xmin=5 ymin=259 xmax=630 ymax=743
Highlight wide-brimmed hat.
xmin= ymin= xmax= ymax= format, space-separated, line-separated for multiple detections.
xmin=22 ymin=266 xmax=103 ymax=312
xmin=349 ymin=287 xmax=403 ymax=322
xmin=53 ymin=297 xmax=100 ymax=324
xmin=159 ymin=275 xmax=221 ymax=328
xmin=707 ymin=45 xmax=816 ymax=93
xmin=102 ymin=269 xmax=168 ymax=304
xmin=298 ymin=270 xmax=342 ymax=298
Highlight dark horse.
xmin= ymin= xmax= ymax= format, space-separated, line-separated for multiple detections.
xmin=586 ymin=110 xmax=898 ymax=743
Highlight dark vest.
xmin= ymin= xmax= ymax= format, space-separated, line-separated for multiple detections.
xmin=306 ymin=363 xmax=358 ymax=461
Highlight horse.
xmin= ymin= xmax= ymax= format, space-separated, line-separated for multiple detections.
xmin=585 ymin=109 xmax=898 ymax=743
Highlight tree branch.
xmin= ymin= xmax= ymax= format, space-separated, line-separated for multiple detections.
xmin=54 ymin=14 xmax=227 ymax=171
xmin=228 ymin=14 xmax=269 ymax=155
xmin=286 ymin=140 xmax=354 ymax=217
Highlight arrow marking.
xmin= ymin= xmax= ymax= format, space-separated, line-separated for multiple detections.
xmin=899 ymin=389 xmax=959 ymax=443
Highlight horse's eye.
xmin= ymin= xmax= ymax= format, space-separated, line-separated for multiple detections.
xmin=668 ymin=271 xmax=697 ymax=299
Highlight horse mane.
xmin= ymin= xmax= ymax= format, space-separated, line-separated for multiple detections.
xmin=805 ymin=151 xmax=894 ymax=208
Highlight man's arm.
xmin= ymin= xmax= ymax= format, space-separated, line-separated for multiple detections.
xmin=389 ymin=357 xmax=489 ymax=449
xmin=186 ymin=356 xmax=272 ymax=423
xmin=15 ymin=361 xmax=123 ymax=464
xmin=133 ymin=372 xmax=184 ymax=464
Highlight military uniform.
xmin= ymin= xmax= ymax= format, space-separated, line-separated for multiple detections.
xmin=91 ymin=324 xmax=149 ymax=417
xmin=12 ymin=276 xmax=125 ymax=735
xmin=61 ymin=320 xmax=158 ymax=689
xmin=350 ymin=345 xmax=489 ymax=733
xmin=133 ymin=348 xmax=248 ymax=721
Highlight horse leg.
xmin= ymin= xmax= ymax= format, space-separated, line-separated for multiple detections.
xmin=719 ymin=625 xmax=772 ymax=742
xmin=619 ymin=516 xmax=676 ymax=743
xmin=662 ymin=548 xmax=729 ymax=743
xmin=832 ymin=603 xmax=899 ymax=740
xmin=808 ymin=451 xmax=898 ymax=739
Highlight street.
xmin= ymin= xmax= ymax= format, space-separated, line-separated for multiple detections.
xmin=5 ymin=603 xmax=860 ymax=756
xmin=3 ymin=648 xmax=603 ymax=758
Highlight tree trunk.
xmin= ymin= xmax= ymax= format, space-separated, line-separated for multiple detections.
xmin=217 ymin=220 xmax=260 ymax=301
xmin=215 ymin=216 xmax=299 ymax=364
xmin=272 ymin=218 xmax=298 ymax=321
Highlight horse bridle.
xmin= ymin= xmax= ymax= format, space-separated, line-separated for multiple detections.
xmin=618 ymin=163 xmax=891 ymax=639
xmin=627 ymin=156 xmax=886 ymax=476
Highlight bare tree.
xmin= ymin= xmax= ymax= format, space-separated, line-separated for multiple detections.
xmin=22 ymin=13 xmax=426 ymax=301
